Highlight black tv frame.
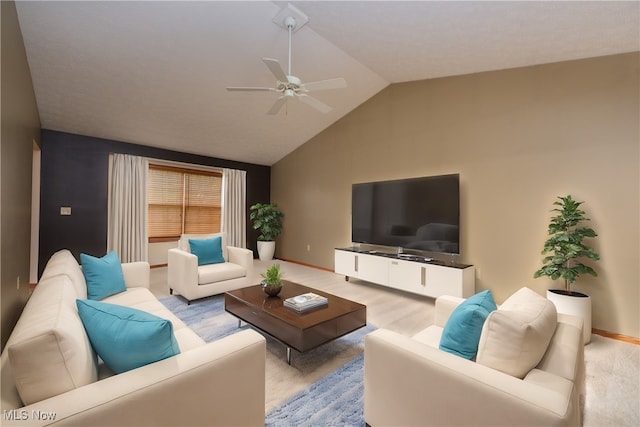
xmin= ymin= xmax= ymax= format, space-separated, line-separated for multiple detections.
xmin=351 ymin=173 xmax=460 ymax=256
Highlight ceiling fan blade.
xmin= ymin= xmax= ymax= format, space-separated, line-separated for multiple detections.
xmin=226 ymin=87 xmax=275 ymax=92
xmin=262 ymin=58 xmax=288 ymax=83
xmin=297 ymin=94 xmax=332 ymax=114
xmin=267 ymin=97 xmax=287 ymax=115
xmin=301 ymin=78 xmax=347 ymax=92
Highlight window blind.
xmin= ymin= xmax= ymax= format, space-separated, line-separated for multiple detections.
xmin=148 ymin=164 xmax=222 ymax=241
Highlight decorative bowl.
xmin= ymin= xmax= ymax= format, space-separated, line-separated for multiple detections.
xmin=261 ymin=280 xmax=282 ymax=297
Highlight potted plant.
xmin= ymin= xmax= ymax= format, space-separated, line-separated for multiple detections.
xmin=249 ymin=203 xmax=284 ymax=261
xmin=260 ymin=263 xmax=283 ymax=296
xmin=534 ymin=195 xmax=600 ymax=343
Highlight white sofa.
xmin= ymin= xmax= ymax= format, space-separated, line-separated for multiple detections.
xmin=168 ymin=233 xmax=253 ymax=304
xmin=1 ymin=249 xmax=266 ymax=426
xmin=365 ymin=292 xmax=585 ymax=426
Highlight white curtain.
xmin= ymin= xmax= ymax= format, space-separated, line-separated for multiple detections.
xmin=107 ymin=153 xmax=148 ymax=262
xmin=221 ymin=168 xmax=246 ymax=248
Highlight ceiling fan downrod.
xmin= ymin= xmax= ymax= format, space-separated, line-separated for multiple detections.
xmin=284 ymin=16 xmax=296 ymax=77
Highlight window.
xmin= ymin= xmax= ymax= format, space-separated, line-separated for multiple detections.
xmin=148 ymin=164 xmax=222 ymax=242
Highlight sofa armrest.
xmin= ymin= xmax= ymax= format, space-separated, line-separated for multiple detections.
xmin=364 ymin=329 xmax=578 ymax=427
xmin=434 ymin=295 xmax=465 ymax=327
xmin=121 ymin=262 xmax=150 ymax=289
xmin=167 ymin=248 xmax=198 ymax=293
xmin=227 ymin=246 xmax=253 ymax=273
xmin=4 ymin=330 xmax=266 ymax=427
xmin=538 ymin=314 xmax=584 ymax=392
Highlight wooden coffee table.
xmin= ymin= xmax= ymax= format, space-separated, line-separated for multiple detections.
xmin=224 ymin=280 xmax=367 ymax=364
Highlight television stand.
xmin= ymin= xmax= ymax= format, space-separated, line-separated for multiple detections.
xmin=334 ymin=248 xmax=475 ymax=298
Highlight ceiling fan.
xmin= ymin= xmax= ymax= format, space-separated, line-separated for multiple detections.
xmin=226 ymin=15 xmax=347 ymax=115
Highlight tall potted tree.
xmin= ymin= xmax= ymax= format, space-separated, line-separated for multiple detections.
xmin=249 ymin=203 xmax=284 ymax=261
xmin=534 ymin=195 xmax=600 ymax=344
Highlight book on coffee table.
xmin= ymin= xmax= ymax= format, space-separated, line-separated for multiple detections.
xmin=284 ymin=292 xmax=328 ymax=312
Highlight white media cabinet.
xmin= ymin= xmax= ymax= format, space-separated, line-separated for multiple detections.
xmin=334 ymin=248 xmax=475 ymax=299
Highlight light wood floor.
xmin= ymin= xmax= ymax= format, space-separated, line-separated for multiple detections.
xmin=150 ymin=258 xmax=436 ymax=335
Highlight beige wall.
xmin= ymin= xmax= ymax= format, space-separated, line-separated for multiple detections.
xmin=1 ymin=0 xmax=42 ymax=349
xmin=272 ymin=53 xmax=639 ymax=338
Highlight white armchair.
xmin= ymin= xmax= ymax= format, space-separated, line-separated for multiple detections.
xmin=168 ymin=232 xmax=253 ymax=304
xmin=365 ymin=292 xmax=585 ymax=426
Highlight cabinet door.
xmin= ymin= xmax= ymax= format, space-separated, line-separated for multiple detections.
xmin=388 ymin=259 xmax=426 ymax=295
xmin=334 ymin=250 xmax=358 ymax=278
xmin=357 ymin=254 xmax=388 ymax=285
xmin=424 ymin=264 xmax=463 ymax=298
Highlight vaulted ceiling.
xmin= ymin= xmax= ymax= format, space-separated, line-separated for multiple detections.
xmin=15 ymin=1 xmax=639 ymax=166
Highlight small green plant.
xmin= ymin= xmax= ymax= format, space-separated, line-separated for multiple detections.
xmin=534 ymin=195 xmax=600 ymax=294
xmin=261 ymin=263 xmax=282 ymax=287
xmin=250 ymin=203 xmax=284 ymax=241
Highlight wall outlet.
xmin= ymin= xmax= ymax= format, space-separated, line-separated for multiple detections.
xmin=60 ymin=207 xmax=72 ymax=215
xmin=306 ymin=244 xmax=311 ymax=252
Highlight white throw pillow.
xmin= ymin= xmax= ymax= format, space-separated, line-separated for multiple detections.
xmin=476 ymin=287 xmax=557 ymax=379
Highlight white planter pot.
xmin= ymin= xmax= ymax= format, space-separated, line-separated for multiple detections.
xmin=546 ymin=289 xmax=592 ymax=344
xmin=257 ymin=241 xmax=276 ymax=261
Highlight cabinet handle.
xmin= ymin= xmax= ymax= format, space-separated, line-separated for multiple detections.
xmin=421 ymin=267 xmax=426 ymax=286
xmin=355 ymin=256 xmax=358 ymax=272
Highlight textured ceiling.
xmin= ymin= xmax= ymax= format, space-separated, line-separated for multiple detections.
xmin=15 ymin=1 xmax=640 ymax=166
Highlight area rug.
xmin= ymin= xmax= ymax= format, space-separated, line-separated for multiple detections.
xmin=266 ymin=353 xmax=365 ymax=426
xmin=160 ymin=294 xmax=376 ymax=413
xmin=160 ymin=294 xmax=245 ymax=342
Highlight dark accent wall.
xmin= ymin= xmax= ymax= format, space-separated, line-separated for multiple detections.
xmin=39 ymin=130 xmax=270 ymax=275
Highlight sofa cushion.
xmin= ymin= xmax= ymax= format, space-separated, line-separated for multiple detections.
xmin=411 ymin=325 xmax=443 ymax=348
xmin=179 ymin=232 xmax=228 ymax=261
xmin=524 ymin=368 xmax=574 ymax=397
xmin=6 ymin=276 xmax=97 ymax=405
xmin=77 ymin=299 xmax=181 ymax=374
xmin=197 ymin=262 xmax=246 ymax=285
xmin=439 ymin=290 xmax=497 ymax=359
xmin=104 ymin=287 xmax=206 ymax=353
xmin=81 ymin=251 xmax=127 ymax=300
xmin=189 ymin=236 xmax=225 ymax=266
xmin=39 ymin=249 xmax=87 ymax=299
xmin=476 ymin=287 xmax=557 ymax=378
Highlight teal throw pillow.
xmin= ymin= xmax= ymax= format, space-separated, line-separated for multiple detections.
xmin=80 ymin=251 xmax=127 ymax=300
xmin=76 ymin=299 xmax=180 ymax=374
xmin=439 ymin=290 xmax=497 ymax=360
xmin=189 ymin=237 xmax=225 ymax=266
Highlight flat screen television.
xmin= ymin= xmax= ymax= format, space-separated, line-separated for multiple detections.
xmin=351 ymin=174 xmax=460 ymax=254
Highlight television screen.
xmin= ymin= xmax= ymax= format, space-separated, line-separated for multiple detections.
xmin=352 ymin=174 xmax=460 ymax=254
